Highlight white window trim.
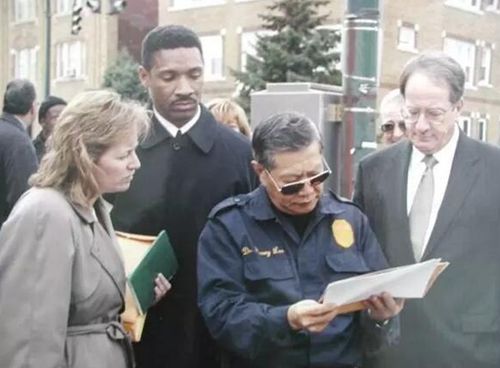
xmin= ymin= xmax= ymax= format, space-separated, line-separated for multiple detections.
xmin=12 ymin=0 xmax=37 ymax=24
xmin=485 ymin=0 xmax=500 ymax=13
xmin=443 ymin=36 xmax=476 ymax=88
xmin=444 ymin=0 xmax=484 ymax=15
xmin=55 ymin=41 xmax=86 ymax=81
xmin=397 ymin=23 xmax=419 ymax=54
xmin=168 ymin=0 xmax=226 ymax=11
xmin=200 ymin=34 xmax=225 ymax=82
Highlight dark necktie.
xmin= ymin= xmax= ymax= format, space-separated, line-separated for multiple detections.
xmin=409 ymin=155 xmax=438 ymax=261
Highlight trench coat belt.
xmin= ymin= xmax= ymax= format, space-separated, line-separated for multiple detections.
xmin=67 ymin=320 xmax=135 ymax=368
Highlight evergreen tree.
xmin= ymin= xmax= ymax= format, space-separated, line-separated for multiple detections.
xmin=233 ymin=0 xmax=341 ymax=111
xmin=102 ymin=50 xmax=149 ymax=104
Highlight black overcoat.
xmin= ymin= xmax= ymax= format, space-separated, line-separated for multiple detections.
xmin=110 ymin=105 xmax=257 ymax=368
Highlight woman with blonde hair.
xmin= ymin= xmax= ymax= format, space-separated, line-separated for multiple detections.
xmin=206 ymin=98 xmax=252 ymax=137
xmin=0 ymin=90 xmax=170 ymax=368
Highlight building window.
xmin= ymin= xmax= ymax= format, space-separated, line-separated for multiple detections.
xmin=200 ymin=35 xmax=224 ymax=81
xmin=458 ymin=116 xmax=472 ymax=136
xmin=477 ymin=118 xmax=488 ymax=141
xmin=56 ymin=0 xmax=82 ymax=15
xmin=478 ymin=46 xmax=492 ymax=86
xmin=170 ymin=0 xmax=225 ymax=9
xmin=56 ymin=41 xmax=85 ymax=79
xmin=445 ymin=0 xmax=482 ymax=12
xmin=13 ymin=48 xmax=38 ymax=81
xmin=443 ymin=37 xmax=476 ymax=86
xmin=13 ymin=0 xmax=36 ymax=22
xmin=485 ymin=0 xmax=500 ymax=11
xmin=397 ymin=23 xmax=418 ymax=52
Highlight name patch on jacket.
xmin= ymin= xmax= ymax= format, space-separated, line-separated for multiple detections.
xmin=331 ymin=219 xmax=354 ymax=249
xmin=241 ymin=246 xmax=285 ymax=257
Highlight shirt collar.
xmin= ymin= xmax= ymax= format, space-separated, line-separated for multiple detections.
xmin=410 ymin=122 xmax=460 ymax=166
xmin=153 ymin=105 xmax=201 ymax=137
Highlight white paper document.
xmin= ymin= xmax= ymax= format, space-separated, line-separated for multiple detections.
xmin=323 ymin=258 xmax=449 ymax=308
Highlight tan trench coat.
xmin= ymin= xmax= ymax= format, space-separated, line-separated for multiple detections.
xmin=0 ymin=188 xmax=132 ymax=368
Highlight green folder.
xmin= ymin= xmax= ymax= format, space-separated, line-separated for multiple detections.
xmin=128 ymin=230 xmax=178 ymax=315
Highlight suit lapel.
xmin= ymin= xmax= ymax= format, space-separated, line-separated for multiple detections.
xmin=387 ymin=142 xmax=415 ymax=264
xmin=422 ymin=134 xmax=480 ymax=259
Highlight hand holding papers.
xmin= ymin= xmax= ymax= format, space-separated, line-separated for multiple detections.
xmin=322 ymin=258 xmax=448 ymax=314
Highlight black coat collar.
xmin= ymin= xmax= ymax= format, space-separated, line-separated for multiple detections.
xmin=141 ymin=104 xmax=217 ymax=154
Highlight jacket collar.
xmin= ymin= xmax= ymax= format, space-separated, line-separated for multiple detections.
xmin=141 ymin=104 xmax=217 ymax=154
xmin=1 ymin=112 xmax=27 ymax=133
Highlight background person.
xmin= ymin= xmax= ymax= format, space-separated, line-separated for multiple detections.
xmin=198 ymin=112 xmax=403 ymax=368
xmin=354 ymin=51 xmax=500 ymax=368
xmin=33 ymin=95 xmax=67 ymax=161
xmin=0 ymin=90 xmax=170 ymax=368
xmin=0 ymin=79 xmax=38 ymax=228
xmin=206 ymin=98 xmax=252 ymax=137
xmin=378 ymin=89 xmax=406 ymax=146
xmin=110 ymin=25 xmax=257 ymax=368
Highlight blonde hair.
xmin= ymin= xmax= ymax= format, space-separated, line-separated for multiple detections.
xmin=30 ymin=90 xmax=149 ymax=207
xmin=206 ymin=98 xmax=252 ymax=137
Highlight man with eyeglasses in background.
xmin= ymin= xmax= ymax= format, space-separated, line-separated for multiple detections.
xmin=378 ymin=89 xmax=407 ymax=146
xmin=198 ymin=112 xmax=404 ymax=368
xmin=354 ymin=51 xmax=500 ymax=368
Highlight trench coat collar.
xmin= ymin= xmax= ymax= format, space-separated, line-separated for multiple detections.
xmin=141 ymin=104 xmax=217 ymax=154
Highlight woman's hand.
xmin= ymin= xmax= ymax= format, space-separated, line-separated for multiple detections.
xmin=153 ymin=273 xmax=172 ymax=304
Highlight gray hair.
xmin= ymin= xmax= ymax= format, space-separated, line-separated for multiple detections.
xmin=252 ymin=112 xmax=322 ymax=169
xmin=399 ymin=51 xmax=465 ymax=104
xmin=3 ymin=79 xmax=36 ymax=115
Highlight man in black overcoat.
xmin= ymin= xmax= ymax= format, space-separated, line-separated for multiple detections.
xmin=110 ymin=25 xmax=257 ymax=368
xmin=0 ymin=79 xmax=38 ymax=227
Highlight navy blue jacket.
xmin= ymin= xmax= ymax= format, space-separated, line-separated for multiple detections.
xmin=198 ymin=186 xmax=399 ymax=368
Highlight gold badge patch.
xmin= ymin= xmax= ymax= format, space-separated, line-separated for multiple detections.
xmin=332 ymin=219 xmax=354 ymax=249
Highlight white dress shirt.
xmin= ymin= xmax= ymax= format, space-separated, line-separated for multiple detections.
xmin=406 ymin=124 xmax=460 ymax=255
xmin=153 ymin=105 xmax=201 ymax=137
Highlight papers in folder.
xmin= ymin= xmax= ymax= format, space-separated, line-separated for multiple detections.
xmin=116 ymin=230 xmax=178 ymax=342
xmin=323 ymin=258 xmax=449 ymax=314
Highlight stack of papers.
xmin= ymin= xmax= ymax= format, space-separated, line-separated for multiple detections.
xmin=322 ymin=258 xmax=449 ymax=314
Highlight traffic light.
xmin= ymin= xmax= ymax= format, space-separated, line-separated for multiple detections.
xmin=109 ymin=0 xmax=126 ymax=14
xmin=71 ymin=5 xmax=83 ymax=35
xmin=86 ymin=0 xmax=101 ymax=13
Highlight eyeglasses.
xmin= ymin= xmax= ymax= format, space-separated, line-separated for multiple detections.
xmin=401 ymin=105 xmax=455 ymax=126
xmin=381 ymin=121 xmax=406 ymax=133
xmin=265 ymin=159 xmax=331 ymax=195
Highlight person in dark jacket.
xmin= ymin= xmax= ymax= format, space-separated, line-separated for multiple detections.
xmin=0 ymin=79 xmax=38 ymax=227
xmin=110 ymin=25 xmax=257 ymax=368
xmin=198 ymin=112 xmax=403 ymax=368
xmin=33 ymin=95 xmax=67 ymax=161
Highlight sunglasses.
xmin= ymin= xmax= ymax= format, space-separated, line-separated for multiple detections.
xmin=381 ymin=121 xmax=406 ymax=133
xmin=265 ymin=159 xmax=331 ymax=195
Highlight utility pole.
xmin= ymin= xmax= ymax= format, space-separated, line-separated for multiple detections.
xmin=340 ymin=0 xmax=380 ymax=197
xmin=44 ymin=0 xmax=52 ymax=98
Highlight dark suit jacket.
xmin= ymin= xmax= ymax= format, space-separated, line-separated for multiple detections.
xmin=0 ymin=113 xmax=38 ymax=227
xmin=354 ymin=132 xmax=500 ymax=368
xmin=110 ymin=105 xmax=257 ymax=368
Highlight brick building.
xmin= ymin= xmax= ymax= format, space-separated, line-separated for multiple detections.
xmin=160 ymin=0 xmax=500 ymax=143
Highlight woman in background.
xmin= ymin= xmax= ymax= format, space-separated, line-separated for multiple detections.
xmin=0 ymin=90 xmax=170 ymax=368
xmin=207 ymin=98 xmax=252 ymax=137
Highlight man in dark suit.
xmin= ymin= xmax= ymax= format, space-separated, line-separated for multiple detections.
xmin=110 ymin=25 xmax=257 ymax=368
xmin=354 ymin=51 xmax=500 ymax=368
xmin=0 ymin=79 xmax=38 ymax=227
